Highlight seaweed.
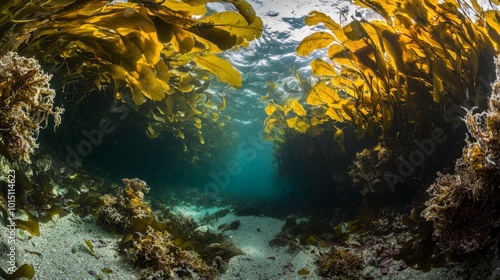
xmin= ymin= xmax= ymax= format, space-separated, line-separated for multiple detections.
xmin=0 ymin=52 xmax=63 ymax=164
xmin=263 ymin=0 xmax=500 ymax=189
xmin=292 ymin=1 xmax=496 ymax=142
xmin=0 ymin=264 xmax=35 ymax=280
xmin=317 ymin=246 xmax=364 ymax=279
xmin=84 ymin=239 xmax=98 ymax=258
xmin=0 ymin=0 xmax=262 ymax=151
xmin=422 ymin=58 xmax=500 ymax=253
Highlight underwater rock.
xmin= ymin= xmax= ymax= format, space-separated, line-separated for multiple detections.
xmin=229 ymin=220 xmax=241 ymax=231
xmin=423 ymin=59 xmax=500 ymax=253
xmin=218 ymin=220 xmax=241 ymax=231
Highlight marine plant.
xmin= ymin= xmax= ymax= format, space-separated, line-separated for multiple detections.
xmin=264 ymin=0 xmax=500 ymax=194
xmin=100 ymin=178 xmax=156 ymax=232
xmin=128 ymin=226 xmax=216 ymax=279
xmin=0 ymin=52 xmax=63 ymax=164
xmin=317 ymin=246 xmax=364 ymax=279
xmin=0 ymin=264 xmax=35 ymax=280
xmin=1 ymin=0 xmax=262 ymax=151
xmin=0 ymin=51 xmax=64 ymax=278
xmin=422 ymin=60 xmax=500 ymax=253
xmin=347 ymin=143 xmax=400 ymax=195
xmin=0 ymin=160 xmax=66 ymax=279
xmin=262 ymin=72 xmax=360 ymax=188
xmin=263 ymin=76 xmax=347 ymax=154
xmin=266 ymin=0 xmax=498 ymax=145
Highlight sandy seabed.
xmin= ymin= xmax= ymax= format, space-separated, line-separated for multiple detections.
xmin=2 ymin=204 xmax=489 ymax=280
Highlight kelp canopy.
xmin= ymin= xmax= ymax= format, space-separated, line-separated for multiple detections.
xmin=0 ymin=0 xmax=262 ymax=147
xmin=264 ymin=0 xmax=500 ymax=149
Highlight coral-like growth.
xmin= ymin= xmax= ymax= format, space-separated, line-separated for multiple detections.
xmin=0 ymin=52 xmax=63 ymax=163
xmin=317 ymin=246 xmax=364 ymax=279
xmin=129 ymin=226 xmax=215 ymax=279
xmin=423 ymin=61 xmax=500 ymax=253
xmin=348 ymin=143 xmax=400 ymax=195
xmin=100 ymin=178 xmax=152 ymax=232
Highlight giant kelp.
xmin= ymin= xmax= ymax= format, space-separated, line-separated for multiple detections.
xmin=265 ymin=0 xmax=499 ymax=146
xmin=263 ymin=0 xmax=500 ymax=196
xmin=1 ymin=0 xmax=262 ymax=148
xmin=261 ymin=72 xmax=362 ymax=189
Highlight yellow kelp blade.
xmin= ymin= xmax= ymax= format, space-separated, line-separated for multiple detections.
xmin=381 ymin=29 xmax=407 ymax=73
xmin=87 ymin=4 xmax=163 ymax=65
xmin=178 ymin=129 xmax=185 ymax=139
xmin=297 ymin=32 xmax=336 ymax=56
xmin=152 ymin=113 xmax=166 ymax=123
xmin=11 ymin=5 xmax=53 ymax=22
xmin=286 ymin=116 xmax=298 ymax=129
xmin=125 ymin=72 xmax=147 ymax=105
xmin=16 ymin=219 xmax=40 ymax=236
xmin=325 ymin=106 xmax=345 ymax=122
xmin=192 ymin=54 xmax=242 ymax=89
xmin=136 ymin=65 xmax=168 ymax=101
xmin=306 ymin=81 xmax=340 ymax=106
xmin=333 ymin=126 xmax=344 ymax=145
xmin=170 ymin=25 xmax=196 ymax=53
xmin=226 ymin=0 xmax=257 ymax=24
xmin=180 ymin=0 xmax=257 ymax=25
xmin=189 ymin=26 xmax=237 ymax=52
xmin=290 ymin=99 xmax=307 ymax=116
xmin=265 ymin=100 xmax=278 ymax=115
xmin=146 ymin=123 xmax=160 ymax=139
xmin=379 ymin=100 xmax=394 ymax=134
xmin=307 ymin=126 xmax=324 ymax=137
xmin=432 ymin=57 xmax=461 ymax=90
xmin=163 ymin=0 xmax=207 ymax=16
xmin=217 ymin=95 xmax=226 ymax=110
xmin=179 ymin=0 xmax=213 ymax=5
xmin=286 ymin=116 xmax=310 ymax=133
xmin=311 ymin=58 xmax=337 ymax=76
xmin=304 ymin=10 xmax=347 ymax=42
xmin=0 ymin=264 xmax=35 ymax=280
xmin=433 ymin=74 xmax=444 ymax=105
xmin=193 ymin=117 xmax=202 ymax=129
xmin=199 ymin=11 xmax=263 ymax=44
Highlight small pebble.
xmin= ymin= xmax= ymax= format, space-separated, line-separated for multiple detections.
xmin=380 ymin=267 xmax=389 ymax=275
